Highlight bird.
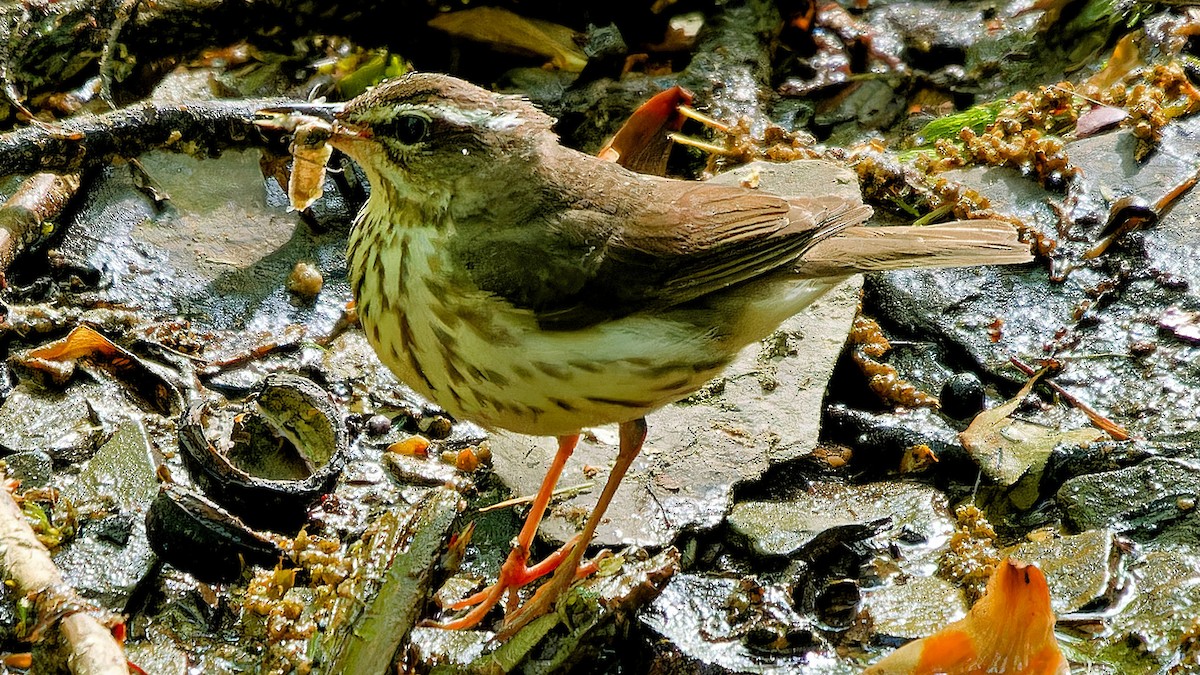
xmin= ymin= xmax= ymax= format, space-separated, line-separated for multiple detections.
xmin=318 ymin=71 xmax=1032 ymax=633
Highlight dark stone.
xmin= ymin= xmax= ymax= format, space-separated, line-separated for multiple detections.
xmin=940 ymin=372 xmax=985 ymax=420
xmin=93 ymin=514 xmax=135 ymax=546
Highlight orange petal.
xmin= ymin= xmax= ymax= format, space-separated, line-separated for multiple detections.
xmin=597 ymin=85 xmax=693 ymax=175
xmin=866 ymin=559 xmax=1068 ymax=675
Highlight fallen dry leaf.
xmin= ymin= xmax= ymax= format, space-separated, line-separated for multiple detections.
xmin=597 ymin=85 xmax=693 ymax=175
xmin=428 ymin=7 xmax=587 ymax=72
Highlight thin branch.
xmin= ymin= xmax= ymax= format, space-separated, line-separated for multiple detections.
xmin=1009 ymin=356 xmax=1131 ymax=441
xmin=0 ymin=469 xmax=129 ymax=675
xmin=0 ymin=98 xmax=289 ymax=177
xmin=0 ymin=172 xmax=83 ymax=277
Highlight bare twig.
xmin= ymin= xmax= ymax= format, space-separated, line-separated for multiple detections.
xmin=0 ymin=98 xmax=289 ymax=177
xmin=1009 ymin=356 xmax=1131 ymax=441
xmin=476 ymin=482 xmax=594 ymax=513
xmin=0 ymin=469 xmax=129 ymax=675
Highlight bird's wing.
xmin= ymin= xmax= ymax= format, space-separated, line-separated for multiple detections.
xmin=447 ymin=169 xmax=870 ymax=330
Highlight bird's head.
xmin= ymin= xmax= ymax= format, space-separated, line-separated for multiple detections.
xmin=331 ymin=72 xmax=558 ymax=218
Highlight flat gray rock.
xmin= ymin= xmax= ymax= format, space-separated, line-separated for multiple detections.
xmin=1058 ymin=457 xmax=1200 ymax=542
xmin=727 ymin=480 xmax=952 ymax=559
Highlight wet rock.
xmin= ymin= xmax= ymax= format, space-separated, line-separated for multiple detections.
xmin=54 ymin=515 xmax=157 ymax=611
xmin=678 ymin=0 xmax=778 ymax=134
xmin=57 ymin=149 xmax=353 ymax=336
xmin=861 ymin=573 xmax=968 ymax=642
xmin=52 ymin=419 xmax=160 ymax=610
xmin=489 ymin=161 xmax=865 ymax=549
xmin=316 ymin=330 xmax=446 ymax=440
xmin=727 ymin=480 xmax=952 ymax=560
xmin=1040 ymin=439 xmax=1165 ymax=492
xmin=823 ymin=404 xmax=969 ymax=476
xmin=381 ymin=452 xmax=472 ymax=491
xmin=878 ymin=0 xmax=1089 ymax=98
xmin=129 ymin=567 xmax=256 ymax=671
xmin=1070 ymin=548 xmax=1200 ymax=673
xmin=93 ymin=514 xmax=135 ymax=546
xmin=2 ymin=449 xmax=53 ymax=487
xmin=407 ymin=627 xmax=491 ymax=672
xmin=0 ymin=381 xmax=122 ymax=463
xmin=523 ymin=74 xmax=668 ymax=153
xmin=870 ymin=2 xmax=1026 ymax=76
xmin=9 ymin=325 xmax=185 ymax=416
xmin=64 ymin=418 xmax=158 ymax=512
xmin=816 ymin=79 xmax=906 ymax=140
xmin=1057 ymin=457 xmax=1200 ymax=544
xmin=640 ymin=573 xmax=856 ymax=674
xmin=1005 ymin=529 xmax=1124 ymax=614
xmin=871 ymin=118 xmax=1200 ymax=445
xmin=125 ymin=643 xmax=189 ymax=675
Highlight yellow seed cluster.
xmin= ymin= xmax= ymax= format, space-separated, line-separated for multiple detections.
xmin=240 ymin=528 xmax=352 ymax=672
xmin=708 ymin=118 xmax=822 ymax=173
xmin=922 ymin=60 xmax=1200 ymax=179
xmin=938 ymin=504 xmax=1001 ymax=604
xmin=1087 ymin=62 xmax=1200 ymax=158
xmin=848 ymin=315 xmax=940 ymax=409
xmin=916 ymin=82 xmax=1079 ymax=185
xmin=928 ymin=178 xmax=994 ymax=221
xmin=917 ymin=90 xmax=1076 ymax=185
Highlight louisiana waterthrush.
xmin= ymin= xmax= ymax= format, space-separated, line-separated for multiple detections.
xmin=317 ymin=72 xmax=1031 ymax=632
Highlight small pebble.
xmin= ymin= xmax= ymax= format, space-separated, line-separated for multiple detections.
xmin=365 ymin=414 xmax=392 ymax=437
xmin=421 ymin=415 xmax=453 ymax=439
xmin=940 ymin=372 xmax=985 ymax=420
xmin=1129 ymin=340 xmax=1156 ymax=357
xmin=286 ymin=261 xmax=323 ymax=300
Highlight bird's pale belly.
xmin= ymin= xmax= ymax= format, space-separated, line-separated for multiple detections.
xmin=357 ymin=290 xmax=728 ymax=436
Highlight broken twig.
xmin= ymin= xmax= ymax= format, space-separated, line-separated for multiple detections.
xmin=1009 ymin=356 xmax=1131 ymax=440
xmin=0 ymin=469 xmax=129 ymax=675
xmin=0 ymin=98 xmax=288 ymax=177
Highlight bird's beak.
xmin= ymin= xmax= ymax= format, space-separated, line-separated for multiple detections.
xmin=254 ymin=101 xmax=371 ymax=153
xmin=329 ymin=118 xmax=371 ymax=149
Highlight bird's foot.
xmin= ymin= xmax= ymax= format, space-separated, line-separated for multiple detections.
xmin=433 ymin=534 xmax=597 ymax=630
xmin=496 ymin=548 xmax=613 ymax=638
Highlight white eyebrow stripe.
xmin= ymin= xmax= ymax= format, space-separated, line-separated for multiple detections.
xmin=431 ymin=104 xmax=525 ymax=131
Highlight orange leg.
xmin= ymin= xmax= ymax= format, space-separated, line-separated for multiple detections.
xmin=436 ymin=433 xmax=580 ymax=630
xmin=499 ymin=418 xmax=648 ymax=636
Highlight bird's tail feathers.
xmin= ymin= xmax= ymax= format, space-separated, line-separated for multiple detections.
xmin=798 ymin=219 xmax=1033 ymax=275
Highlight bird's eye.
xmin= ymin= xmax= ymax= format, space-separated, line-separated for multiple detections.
xmin=383 ymin=112 xmax=431 ymax=145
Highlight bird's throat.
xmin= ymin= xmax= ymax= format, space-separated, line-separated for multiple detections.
xmin=347 ymin=188 xmax=492 ymax=412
